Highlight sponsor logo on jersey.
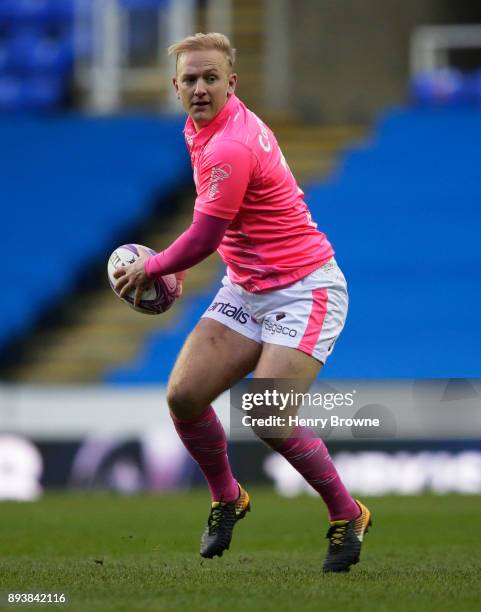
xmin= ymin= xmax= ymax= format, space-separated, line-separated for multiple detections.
xmin=207 ymin=301 xmax=250 ymax=325
xmin=208 ymin=163 xmax=232 ymax=199
xmin=185 ymin=131 xmax=194 ymax=147
xmin=264 ymin=318 xmax=297 ymax=338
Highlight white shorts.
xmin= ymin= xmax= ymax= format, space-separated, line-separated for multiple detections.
xmin=201 ymin=259 xmax=348 ymax=364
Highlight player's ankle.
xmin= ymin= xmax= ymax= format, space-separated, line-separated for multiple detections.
xmin=329 ymin=499 xmax=360 ymax=522
xmin=213 ymin=481 xmax=239 ymax=504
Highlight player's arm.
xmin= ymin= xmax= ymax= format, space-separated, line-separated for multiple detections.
xmin=112 ymin=211 xmax=228 ymax=304
xmin=145 ymin=139 xmax=252 ymax=278
xmin=113 ymin=140 xmax=251 ymax=304
xmin=144 ymin=210 xmax=230 ymax=277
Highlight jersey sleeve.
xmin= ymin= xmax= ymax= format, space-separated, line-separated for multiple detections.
xmin=144 ymin=210 xmax=230 ymax=278
xmin=194 ymin=139 xmax=253 ymax=220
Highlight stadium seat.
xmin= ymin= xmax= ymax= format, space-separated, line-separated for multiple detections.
xmin=0 ymin=0 xmax=76 ymax=111
xmin=119 ymin=0 xmax=169 ymax=8
xmin=0 ymin=28 xmax=12 ymax=72
xmin=10 ymin=27 xmax=73 ymax=74
xmin=0 ymin=74 xmax=62 ymax=110
xmin=0 ymin=75 xmax=21 ymax=108
xmin=0 ymin=0 xmax=74 ymax=24
xmin=410 ymin=68 xmax=468 ymax=106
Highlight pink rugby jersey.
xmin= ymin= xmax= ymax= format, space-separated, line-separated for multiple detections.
xmin=185 ymin=94 xmax=334 ymax=292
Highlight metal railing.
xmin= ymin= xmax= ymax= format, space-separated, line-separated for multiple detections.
xmin=410 ymin=24 xmax=481 ymax=76
xmin=74 ymin=0 xmax=233 ymax=113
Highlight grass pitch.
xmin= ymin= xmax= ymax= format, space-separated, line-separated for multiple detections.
xmin=1 ymin=490 xmax=480 ymax=611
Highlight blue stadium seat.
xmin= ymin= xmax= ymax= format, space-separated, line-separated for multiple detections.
xmin=0 ymin=75 xmax=20 ymax=108
xmin=410 ymin=68 xmax=468 ymax=106
xmin=10 ymin=27 xmax=73 ymax=74
xmin=0 ymin=74 xmax=62 ymax=110
xmin=0 ymin=28 xmax=12 ymax=72
xmin=25 ymin=75 xmax=63 ymax=106
xmin=0 ymin=0 xmax=74 ymax=25
xmin=0 ymin=0 xmax=76 ymax=110
xmin=120 ymin=0 xmax=169 ymax=8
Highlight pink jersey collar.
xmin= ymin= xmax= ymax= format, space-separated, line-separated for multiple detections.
xmin=184 ymin=94 xmax=239 ymax=148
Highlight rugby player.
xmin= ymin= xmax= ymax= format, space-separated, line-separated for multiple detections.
xmin=113 ymin=33 xmax=372 ymax=572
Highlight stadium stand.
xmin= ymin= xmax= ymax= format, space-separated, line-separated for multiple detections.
xmin=2 ymin=114 xmax=190 ymax=351
xmin=105 ymin=107 xmax=481 ymax=382
xmin=0 ymin=0 xmax=174 ymax=110
xmin=0 ymin=0 xmax=77 ymax=110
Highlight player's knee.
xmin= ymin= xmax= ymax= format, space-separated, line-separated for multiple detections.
xmin=166 ymin=382 xmax=203 ymax=420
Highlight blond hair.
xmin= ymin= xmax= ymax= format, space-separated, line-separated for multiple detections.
xmin=168 ymin=32 xmax=236 ymax=72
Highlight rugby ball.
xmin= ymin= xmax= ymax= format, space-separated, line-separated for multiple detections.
xmin=107 ymin=244 xmax=177 ymax=315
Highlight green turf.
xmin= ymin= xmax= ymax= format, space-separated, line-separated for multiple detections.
xmin=1 ymin=490 xmax=481 ymax=611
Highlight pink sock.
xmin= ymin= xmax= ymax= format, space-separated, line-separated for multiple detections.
xmin=277 ymin=426 xmax=359 ymax=521
xmin=171 ymin=405 xmax=239 ymax=503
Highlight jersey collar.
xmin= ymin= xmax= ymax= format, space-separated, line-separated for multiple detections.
xmin=184 ymin=94 xmax=239 ymax=148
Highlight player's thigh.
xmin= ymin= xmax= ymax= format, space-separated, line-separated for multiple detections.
xmin=167 ymin=318 xmax=262 ymax=419
xmin=254 ymin=342 xmax=322 ymax=380
xmin=253 ymin=342 xmax=322 ymax=424
xmin=250 ymin=344 xmax=322 ymax=447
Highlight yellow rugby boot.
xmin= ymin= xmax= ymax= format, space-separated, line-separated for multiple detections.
xmin=323 ymin=500 xmax=372 ymax=572
xmin=200 ymin=485 xmax=251 ymax=559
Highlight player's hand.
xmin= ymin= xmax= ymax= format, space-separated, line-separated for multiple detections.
xmin=174 ymin=270 xmax=187 ymax=298
xmin=112 ymin=246 xmax=153 ymax=307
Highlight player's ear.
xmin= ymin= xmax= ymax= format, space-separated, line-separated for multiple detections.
xmin=172 ymin=76 xmax=180 ymax=99
xmin=227 ymin=72 xmax=237 ymax=95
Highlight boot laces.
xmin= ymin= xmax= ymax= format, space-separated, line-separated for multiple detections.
xmin=326 ymin=523 xmax=348 ymax=547
xmin=207 ymin=504 xmax=231 ymax=534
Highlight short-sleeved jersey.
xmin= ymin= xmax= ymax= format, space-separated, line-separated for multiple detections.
xmin=184 ymin=94 xmax=334 ymax=292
